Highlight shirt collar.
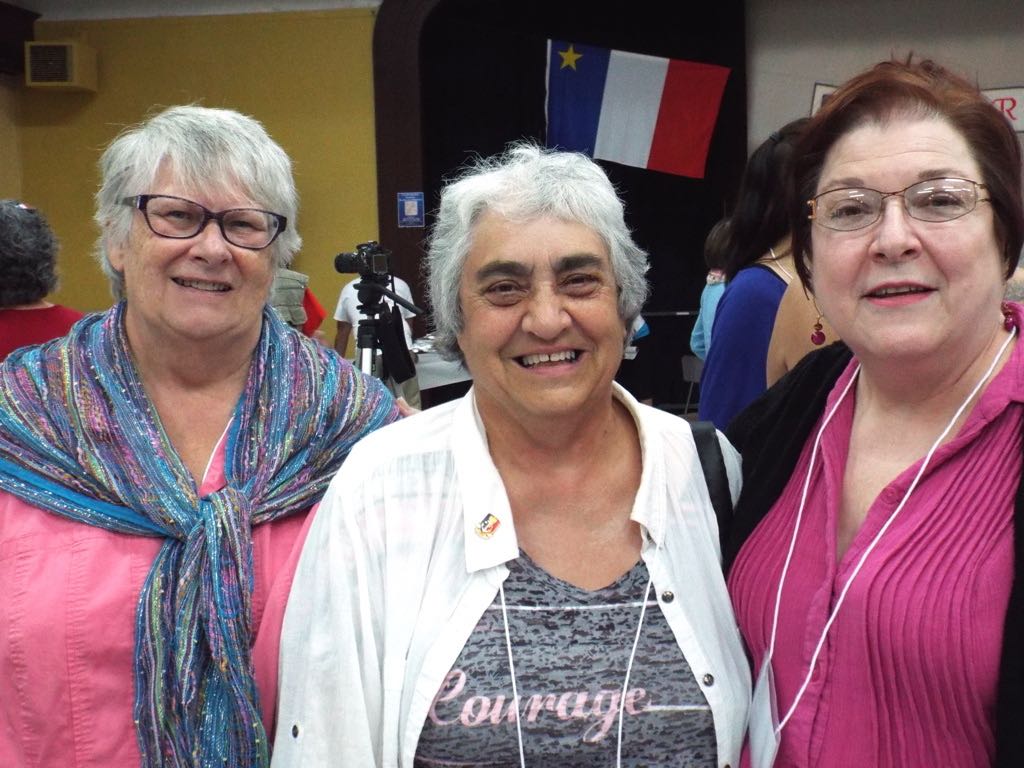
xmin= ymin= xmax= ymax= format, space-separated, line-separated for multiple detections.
xmin=452 ymin=390 xmax=520 ymax=572
xmin=614 ymin=383 xmax=666 ymax=547
xmin=452 ymin=383 xmax=666 ymax=573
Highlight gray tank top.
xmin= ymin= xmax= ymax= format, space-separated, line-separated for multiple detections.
xmin=414 ymin=553 xmax=717 ymax=767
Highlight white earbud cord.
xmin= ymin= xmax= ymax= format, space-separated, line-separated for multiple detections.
xmin=499 ymin=575 xmax=654 ymax=768
xmin=616 ymin=577 xmax=653 ymax=766
xmin=766 ymin=368 xmax=860 ymax=664
xmin=768 ymin=326 xmax=1016 ymax=735
xmin=499 ymin=583 xmax=527 ymax=768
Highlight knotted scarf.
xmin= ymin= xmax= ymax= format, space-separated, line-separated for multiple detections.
xmin=0 ymin=301 xmax=398 ymax=766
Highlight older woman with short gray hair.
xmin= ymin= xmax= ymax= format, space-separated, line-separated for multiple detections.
xmin=93 ymin=105 xmax=302 ymax=299
xmin=0 ymin=105 xmax=398 ymax=767
xmin=273 ymin=143 xmax=750 ymax=768
xmin=427 ymin=143 xmax=649 ymax=362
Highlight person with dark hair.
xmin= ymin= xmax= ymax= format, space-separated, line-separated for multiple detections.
xmin=0 ymin=106 xmax=398 ymax=767
xmin=271 ymin=143 xmax=750 ymax=768
xmin=690 ymin=217 xmax=731 ymax=361
xmin=0 ymin=200 xmax=83 ymax=361
xmin=697 ymin=118 xmax=808 ymax=429
xmin=725 ymin=57 xmax=1024 ymax=766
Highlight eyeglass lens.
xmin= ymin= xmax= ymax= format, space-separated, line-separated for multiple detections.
xmin=814 ymin=178 xmax=981 ymax=231
xmin=143 ymin=196 xmax=281 ymax=248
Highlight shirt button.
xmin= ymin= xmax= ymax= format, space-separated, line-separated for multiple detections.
xmin=292 ymin=724 xmax=300 ymax=738
xmin=703 ymin=673 xmax=715 ymax=686
xmin=660 ymin=590 xmax=675 ymax=603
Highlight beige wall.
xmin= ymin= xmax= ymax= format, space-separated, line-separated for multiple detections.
xmin=746 ymin=0 xmax=1024 ymax=151
xmin=16 ymin=9 xmax=378 ymax=316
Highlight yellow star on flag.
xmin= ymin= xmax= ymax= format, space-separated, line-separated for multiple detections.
xmin=558 ymin=44 xmax=583 ymax=71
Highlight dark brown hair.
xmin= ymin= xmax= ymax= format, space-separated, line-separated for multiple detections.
xmin=792 ymin=57 xmax=1024 ymax=288
xmin=721 ymin=117 xmax=808 ymax=280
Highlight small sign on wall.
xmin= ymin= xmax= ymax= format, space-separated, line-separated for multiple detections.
xmin=810 ymin=82 xmax=1024 ymax=133
xmin=397 ymin=192 xmax=425 ymax=228
xmin=984 ymin=88 xmax=1024 ymax=133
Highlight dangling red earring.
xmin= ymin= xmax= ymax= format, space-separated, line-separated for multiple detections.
xmin=811 ymin=319 xmax=826 ymax=346
xmin=811 ymin=300 xmax=826 ymax=346
xmin=1001 ymin=301 xmax=1016 ymax=332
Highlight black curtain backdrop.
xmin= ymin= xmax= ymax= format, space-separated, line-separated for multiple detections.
xmin=375 ymin=0 xmax=746 ymax=405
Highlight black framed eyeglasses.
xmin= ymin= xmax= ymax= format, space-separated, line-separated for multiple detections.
xmin=122 ymin=194 xmax=287 ymax=250
xmin=808 ymin=177 xmax=989 ymax=232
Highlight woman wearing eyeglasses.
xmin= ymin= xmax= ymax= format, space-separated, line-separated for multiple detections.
xmin=0 ymin=105 xmax=398 ymax=767
xmin=724 ymin=58 xmax=1024 ymax=767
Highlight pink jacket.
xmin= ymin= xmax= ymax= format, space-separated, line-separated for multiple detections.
xmin=0 ymin=436 xmax=310 ymax=766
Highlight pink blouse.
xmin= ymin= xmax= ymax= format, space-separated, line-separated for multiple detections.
xmin=729 ymin=337 xmax=1024 ymax=767
xmin=0 ymin=434 xmax=313 ymax=767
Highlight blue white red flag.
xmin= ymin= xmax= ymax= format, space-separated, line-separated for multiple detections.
xmin=546 ymin=40 xmax=730 ymax=178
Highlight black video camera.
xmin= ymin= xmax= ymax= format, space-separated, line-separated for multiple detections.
xmin=335 ymin=241 xmax=390 ymax=278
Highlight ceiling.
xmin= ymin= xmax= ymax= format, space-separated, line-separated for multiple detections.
xmin=4 ymin=0 xmax=379 ymax=21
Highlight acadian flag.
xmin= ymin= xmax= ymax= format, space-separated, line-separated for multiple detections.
xmin=546 ymin=40 xmax=730 ymax=179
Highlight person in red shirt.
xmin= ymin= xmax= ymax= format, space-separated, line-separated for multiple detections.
xmin=0 ymin=200 xmax=83 ymax=361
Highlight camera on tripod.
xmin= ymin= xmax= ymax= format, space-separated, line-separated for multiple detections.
xmin=335 ymin=241 xmax=391 ymax=278
xmin=333 ymin=240 xmax=423 ymax=386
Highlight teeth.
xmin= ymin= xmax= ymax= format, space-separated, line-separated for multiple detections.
xmin=175 ymin=278 xmax=229 ymax=292
xmin=521 ymin=350 xmax=577 ymax=367
xmin=873 ymin=286 xmax=927 ymax=297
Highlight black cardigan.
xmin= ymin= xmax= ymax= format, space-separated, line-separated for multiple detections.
xmin=723 ymin=342 xmax=1024 ymax=767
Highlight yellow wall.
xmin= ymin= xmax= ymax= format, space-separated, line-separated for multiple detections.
xmin=16 ymin=9 xmax=377 ymax=317
xmin=0 ymin=75 xmax=23 ymax=200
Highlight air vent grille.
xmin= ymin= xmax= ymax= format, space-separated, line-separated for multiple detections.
xmin=24 ymin=41 xmax=97 ymax=92
xmin=28 ymin=44 xmax=71 ymax=82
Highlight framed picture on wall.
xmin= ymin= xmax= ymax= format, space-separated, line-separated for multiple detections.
xmin=810 ymin=83 xmax=837 ymax=116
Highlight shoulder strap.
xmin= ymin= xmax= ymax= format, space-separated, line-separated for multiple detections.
xmin=691 ymin=420 xmax=733 ymax=550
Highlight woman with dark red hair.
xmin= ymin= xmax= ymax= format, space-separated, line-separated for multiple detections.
xmin=726 ymin=58 xmax=1024 ymax=767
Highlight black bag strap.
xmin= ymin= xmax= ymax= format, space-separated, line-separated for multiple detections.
xmin=690 ymin=420 xmax=734 ymax=550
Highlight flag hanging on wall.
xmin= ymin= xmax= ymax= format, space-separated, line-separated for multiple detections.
xmin=546 ymin=40 xmax=730 ymax=179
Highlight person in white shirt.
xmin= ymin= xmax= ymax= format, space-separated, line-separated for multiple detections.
xmin=333 ymin=275 xmax=415 ymax=355
xmin=271 ymin=143 xmax=750 ymax=768
xmin=334 ymin=274 xmax=420 ymax=407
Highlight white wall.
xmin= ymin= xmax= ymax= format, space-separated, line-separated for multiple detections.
xmin=746 ymin=0 xmax=1024 ymax=150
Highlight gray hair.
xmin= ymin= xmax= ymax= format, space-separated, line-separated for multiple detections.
xmin=426 ymin=143 xmax=649 ymax=361
xmin=0 ymin=201 xmax=59 ymax=307
xmin=94 ymin=105 xmax=301 ymax=299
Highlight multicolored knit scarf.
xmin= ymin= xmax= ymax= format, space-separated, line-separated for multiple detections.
xmin=0 ymin=301 xmax=397 ymax=767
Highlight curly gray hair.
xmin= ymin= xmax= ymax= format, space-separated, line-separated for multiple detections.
xmin=426 ymin=143 xmax=649 ymax=361
xmin=94 ymin=105 xmax=301 ymax=299
xmin=0 ymin=201 xmax=59 ymax=307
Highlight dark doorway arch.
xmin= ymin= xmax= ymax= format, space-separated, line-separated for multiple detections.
xmin=373 ymin=0 xmax=747 ymax=403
